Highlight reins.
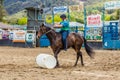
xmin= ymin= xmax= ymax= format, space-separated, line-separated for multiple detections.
xmin=44 ymin=26 xmax=55 ymax=34
xmin=44 ymin=29 xmax=53 ymax=34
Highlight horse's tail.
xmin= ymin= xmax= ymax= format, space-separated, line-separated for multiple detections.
xmin=83 ymin=37 xmax=95 ymax=58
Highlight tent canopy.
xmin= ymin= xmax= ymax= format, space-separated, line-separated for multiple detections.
xmin=0 ymin=22 xmax=13 ymax=29
xmin=69 ymin=22 xmax=84 ymax=27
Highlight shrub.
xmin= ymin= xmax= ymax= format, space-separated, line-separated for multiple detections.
xmin=17 ymin=17 xmax=27 ymax=25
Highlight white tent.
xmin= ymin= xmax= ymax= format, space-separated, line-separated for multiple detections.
xmin=0 ymin=22 xmax=13 ymax=29
xmin=0 ymin=22 xmax=26 ymax=30
xmin=69 ymin=22 xmax=84 ymax=27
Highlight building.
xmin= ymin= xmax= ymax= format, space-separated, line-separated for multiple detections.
xmin=25 ymin=7 xmax=45 ymax=31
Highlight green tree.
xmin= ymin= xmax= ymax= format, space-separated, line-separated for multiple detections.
xmin=105 ymin=14 xmax=111 ymax=21
xmin=116 ymin=9 xmax=120 ymax=20
xmin=17 ymin=17 xmax=27 ymax=25
xmin=110 ymin=14 xmax=117 ymax=20
xmin=0 ymin=0 xmax=4 ymax=21
xmin=69 ymin=13 xmax=76 ymax=22
xmin=76 ymin=18 xmax=84 ymax=23
xmin=54 ymin=14 xmax=62 ymax=22
xmin=46 ymin=15 xmax=52 ymax=23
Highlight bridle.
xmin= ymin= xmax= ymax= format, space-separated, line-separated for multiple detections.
xmin=39 ymin=27 xmax=53 ymax=35
xmin=37 ymin=28 xmax=52 ymax=39
xmin=44 ymin=29 xmax=53 ymax=34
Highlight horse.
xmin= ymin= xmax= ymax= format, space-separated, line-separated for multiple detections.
xmin=37 ymin=23 xmax=95 ymax=67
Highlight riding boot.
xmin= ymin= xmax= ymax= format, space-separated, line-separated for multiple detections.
xmin=64 ymin=40 xmax=67 ymax=51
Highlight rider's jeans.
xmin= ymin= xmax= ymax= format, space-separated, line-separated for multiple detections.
xmin=61 ymin=30 xmax=69 ymax=50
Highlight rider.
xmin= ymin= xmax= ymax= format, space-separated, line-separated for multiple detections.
xmin=54 ymin=14 xmax=70 ymax=51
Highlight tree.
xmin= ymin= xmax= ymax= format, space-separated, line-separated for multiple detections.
xmin=0 ymin=0 xmax=5 ymax=21
xmin=0 ymin=0 xmax=4 ymax=5
xmin=46 ymin=14 xmax=62 ymax=24
xmin=17 ymin=17 xmax=27 ymax=25
xmin=110 ymin=14 xmax=117 ymax=20
xmin=46 ymin=15 xmax=52 ymax=23
xmin=116 ymin=9 xmax=120 ymax=20
xmin=54 ymin=14 xmax=62 ymax=22
xmin=105 ymin=14 xmax=111 ymax=21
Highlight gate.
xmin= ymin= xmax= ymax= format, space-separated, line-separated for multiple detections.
xmin=103 ymin=22 xmax=120 ymax=49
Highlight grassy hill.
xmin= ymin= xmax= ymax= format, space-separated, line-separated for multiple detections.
xmin=4 ymin=0 xmax=114 ymax=15
xmin=3 ymin=0 xmax=119 ymax=24
xmin=4 ymin=0 xmax=76 ymax=15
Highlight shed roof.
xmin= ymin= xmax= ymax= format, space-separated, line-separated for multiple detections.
xmin=25 ymin=7 xmax=40 ymax=11
xmin=25 ymin=7 xmax=52 ymax=14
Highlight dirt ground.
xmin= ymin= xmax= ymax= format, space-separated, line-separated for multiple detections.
xmin=0 ymin=46 xmax=120 ymax=80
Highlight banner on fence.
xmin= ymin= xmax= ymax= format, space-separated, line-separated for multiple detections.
xmin=0 ymin=30 xmax=2 ymax=40
xmin=87 ymin=14 xmax=102 ymax=27
xmin=79 ymin=1 xmax=84 ymax=11
xmin=13 ymin=30 xmax=26 ymax=42
xmin=69 ymin=5 xmax=80 ymax=12
xmin=26 ymin=33 xmax=35 ymax=42
xmin=9 ymin=31 xmax=13 ymax=40
xmin=69 ymin=2 xmax=84 ymax=12
xmin=2 ymin=30 xmax=9 ymax=40
xmin=104 ymin=1 xmax=120 ymax=10
xmin=53 ymin=6 xmax=67 ymax=14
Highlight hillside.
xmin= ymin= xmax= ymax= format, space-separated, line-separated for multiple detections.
xmin=3 ymin=0 xmax=119 ymax=25
xmin=4 ymin=0 xmax=112 ymax=15
xmin=4 ymin=0 xmax=76 ymax=15
xmin=4 ymin=0 xmax=38 ymax=14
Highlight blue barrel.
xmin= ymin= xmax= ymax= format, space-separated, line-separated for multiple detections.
xmin=40 ymin=35 xmax=50 ymax=47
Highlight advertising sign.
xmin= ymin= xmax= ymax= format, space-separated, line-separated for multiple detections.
xmin=87 ymin=14 xmax=102 ymax=27
xmin=2 ymin=30 xmax=9 ymax=40
xmin=13 ymin=30 xmax=26 ymax=42
xmin=53 ymin=6 xmax=67 ymax=14
xmin=69 ymin=5 xmax=80 ymax=12
xmin=104 ymin=1 xmax=120 ymax=10
xmin=9 ymin=31 xmax=13 ymax=40
xmin=0 ymin=30 xmax=2 ymax=40
xmin=69 ymin=2 xmax=84 ymax=12
xmin=26 ymin=33 xmax=35 ymax=42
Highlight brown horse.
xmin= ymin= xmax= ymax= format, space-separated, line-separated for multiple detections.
xmin=37 ymin=23 xmax=95 ymax=67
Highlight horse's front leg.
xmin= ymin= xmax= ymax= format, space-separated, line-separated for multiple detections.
xmin=54 ymin=53 xmax=59 ymax=67
xmin=53 ymin=48 xmax=61 ymax=67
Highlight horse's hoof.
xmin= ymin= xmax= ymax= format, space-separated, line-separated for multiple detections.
xmin=73 ymin=64 xmax=77 ymax=67
xmin=82 ymin=64 xmax=84 ymax=66
xmin=55 ymin=66 xmax=59 ymax=68
xmin=55 ymin=65 xmax=60 ymax=68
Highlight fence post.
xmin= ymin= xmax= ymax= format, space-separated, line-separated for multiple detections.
xmin=84 ymin=6 xmax=87 ymax=38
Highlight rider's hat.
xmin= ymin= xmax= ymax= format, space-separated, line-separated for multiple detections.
xmin=60 ymin=14 xmax=66 ymax=18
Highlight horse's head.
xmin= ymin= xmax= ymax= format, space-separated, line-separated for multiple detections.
xmin=37 ymin=23 xmax=46 ymax=38
xmin=37 ymin=23 xmax=52 ymax=39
